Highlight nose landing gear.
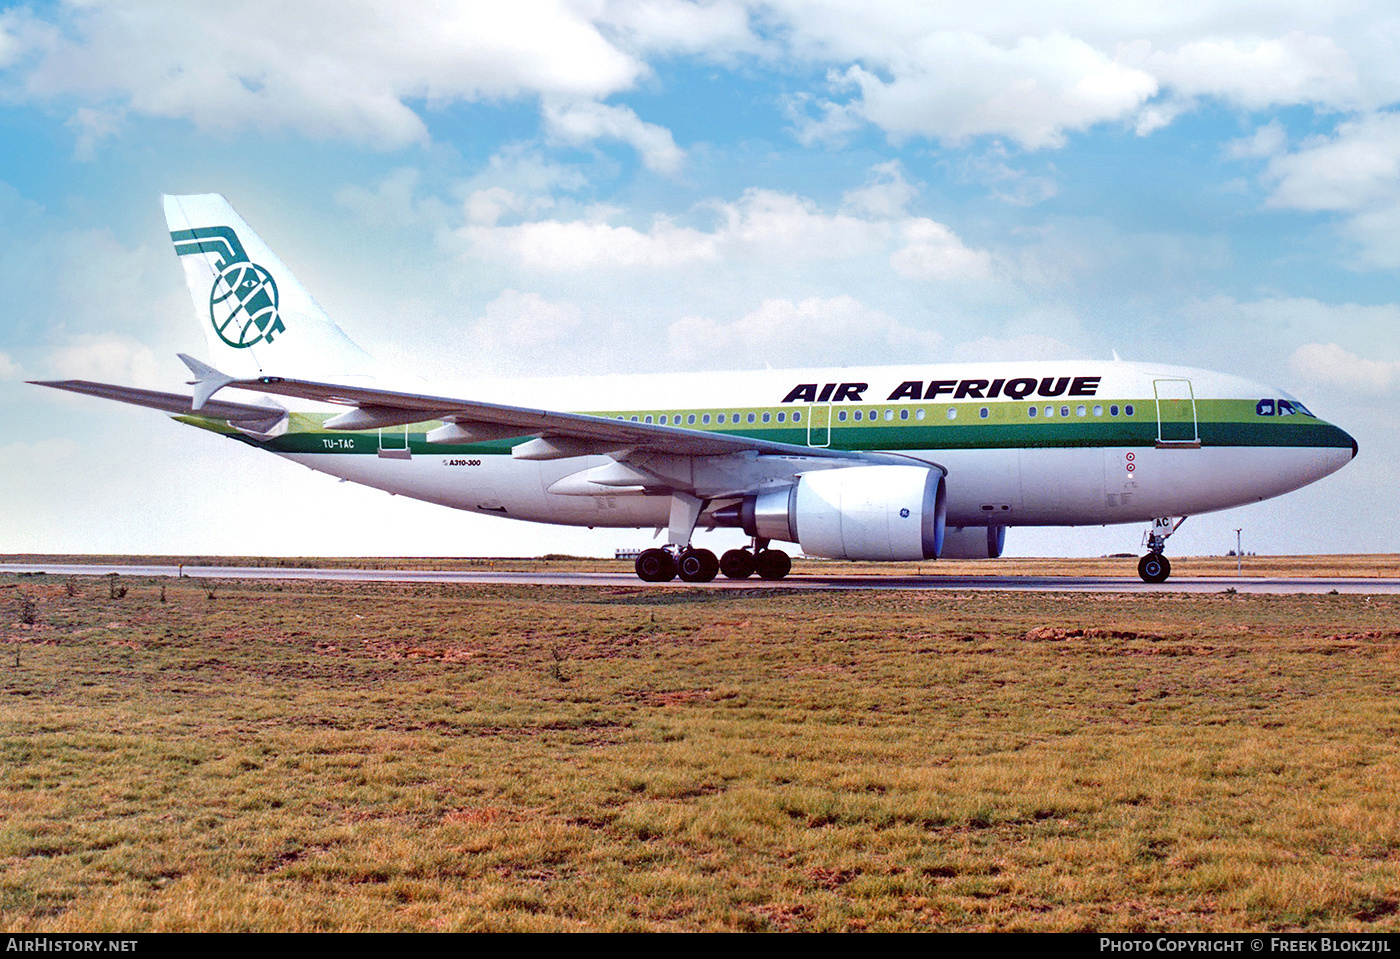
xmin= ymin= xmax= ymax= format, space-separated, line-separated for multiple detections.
xmin=1138 ymin=516 xmax=1186 ymax=583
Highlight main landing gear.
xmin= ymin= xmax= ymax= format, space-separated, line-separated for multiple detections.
xmin=636 ymin=493 xmax=793 ymax=583
xmin=719 ymin=544 xmax=791 ymax=581
xmin=636 ymin=546 xmax=717 ymax=582
xmin=1138 ymin=516 xmax=1186 ymax=584
xmin=635 ymin=542 xmax=792 ymax=583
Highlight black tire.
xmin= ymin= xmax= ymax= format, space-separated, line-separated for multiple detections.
xmin=720 ymin=548 xmax=755 ymax=579
xmin=1138 ymin=553 xmax=1171 ymax=584
xmin=636 ymin=548 xmax=676 ymax=582
xmin=677 ymin=548 xmax=719 ymax=582
xmin=754 ymin=548 xmax=792 ymax=580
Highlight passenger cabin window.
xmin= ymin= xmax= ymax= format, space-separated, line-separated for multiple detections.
xmin=916 ymin=409 xmax=925 ymax=420
xmin=1028 ymin=406 xmax=1037 ymax=418
xmin=946 ymin=408 xmax=956 ymax=420
xmin=702 ymin=414 xmax=710 ymax=424
xmin=1125 ymin=405 xmax=1135 ymax=416
xmin=838 ymin=410 xmax=847 ymax=422
xmin=1093 ymin=405 xmax=1103 ymax=416
xmin=717 ymin=413 xmax=726 ymax=424
xmin=748 ymin=413 xmax=756 ymax=424
xmin=645 ymin=415 xmax=653 ymax=424
xmin=979 ymin=407 xmax=989 ymax=419
xmin=793 ymin=411 xmax=802 ymax=422
xmin=687 ymin=414 xmax=696 ymax=425
xmin=762 ymin=412 xmax=771 ymax=423
xmin=884 ymin=409 xmax=894 ymax=421
xmin=777 ymin=412 xmax=785 ymax=423
xmin=1110 ymin=405 xmax=1119 ymax=416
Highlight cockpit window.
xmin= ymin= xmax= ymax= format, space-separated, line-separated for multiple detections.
xmin=1257 ymin=398 xmax=1316 ymax=418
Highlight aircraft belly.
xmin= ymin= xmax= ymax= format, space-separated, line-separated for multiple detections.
xmin=1101 ymin=446 xmax=1351 ymax=520
xmin=1018 ymin=448 xmax=1108 ymax=523
xmin=931 ymin=449 xmax=1022 ymax=526
xmin=935 ymin=445 xmax=1349 ymax=527
xmin=280 ymin=452 xmax=673 ymax=529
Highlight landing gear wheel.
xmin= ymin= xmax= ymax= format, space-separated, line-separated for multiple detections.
xmin=1138 ymin=553 xmax=1171 ymax=584
xmin=677 ymin=548 xmax=719 ymax=583
xmin=754 ymin=548 xmax=792 ymax=581
xmin=720 ymin=548 xmax=755 ymax=579
xmin=636 ymin=548 xmax=677 ymax=582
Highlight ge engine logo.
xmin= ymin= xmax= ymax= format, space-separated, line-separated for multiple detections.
xmin=210 ymin=261 xmax=285 ymax=349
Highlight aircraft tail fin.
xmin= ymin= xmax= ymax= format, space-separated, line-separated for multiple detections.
xmin=162 ymin=194 xmax=379 ymax=381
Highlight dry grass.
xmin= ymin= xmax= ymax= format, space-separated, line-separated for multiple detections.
xmin=5 ymin=553 xmax=1400 ymax=578
xmin=3 ymin=574 xmax=1399 ymax=931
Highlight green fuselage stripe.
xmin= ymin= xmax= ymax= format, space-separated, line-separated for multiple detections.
xmin=173 ymin=397 xmax=1353 ymax=454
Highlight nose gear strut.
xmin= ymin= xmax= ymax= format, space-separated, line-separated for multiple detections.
xmin=1138 ymin=516 xmax=1186 ymax=583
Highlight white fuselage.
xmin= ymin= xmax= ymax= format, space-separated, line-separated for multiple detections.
xmin=262 ymin=358 xmax=1355 ymax=537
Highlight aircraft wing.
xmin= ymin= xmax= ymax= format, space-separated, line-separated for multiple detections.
xmin=187 ymin=360 xmax=874 ymax=463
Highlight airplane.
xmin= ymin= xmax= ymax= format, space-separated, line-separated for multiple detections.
xmin=32 ymin=194 xmax=1358 ymax=583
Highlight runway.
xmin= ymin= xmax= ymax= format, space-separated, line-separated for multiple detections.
xmin=4 ymin=563 xmax=1398 ymax=593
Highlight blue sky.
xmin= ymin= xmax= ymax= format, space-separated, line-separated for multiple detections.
xmin=1 ymin=0 xmax=1396 ymax=558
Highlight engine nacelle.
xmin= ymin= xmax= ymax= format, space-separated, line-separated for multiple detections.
xmin=734 ymin=465 xmax=946 ymax=561
xmin=939 ymin=525 xmax=1007 ymax=560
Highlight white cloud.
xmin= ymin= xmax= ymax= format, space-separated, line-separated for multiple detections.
xmin=667 ymin=295 xmax=941 ymax=369
xmin=840 ymin=161 xmax=916 ymax=218
xmin=541 ymin=99 xmax=685 ymax=174
xmin=1226 ymin=120 xmax=1288 ymax=160
xmin=46 ymin=335 xmax=165 ymax=389
xmin=8 ymin=1 xmax=1400 ymax=158
xmin=950 ymin=334 xmax=1083 ymax=363
xmin=1264 ymin=111 xmax=1400 ymax=267
xmin=1145 ymin=32 xmax=1361 ymax=111
xmin=1290 ymin=342 xmax=1399 ymax=395
xmin=957 ymin=146 xmax=1059 ymax=206
xmin=0 ymin=351 xmax=22 ymax=380
xmin=1266 ymin=112 xmax=1400 ymax=212
xmin=839 ymin=32 xmax=1159 ymax=150
xmin=7 ymin=0 xmax=642 ymax=148
xmin=461 ymin=180 xmax=992 ymax=280
xmin=473 ymin=289 xmax=584 ymax=357
xmin=891 ymin=220 xmax=993 ymax=281
xmin=464 ymin=216 xmax=717 ymax=270
xmin=334 ymin=167 xmax=450 ymax=231
xmin=596 ymin=0 xmax=759 ymax=58
xmin=767 ymin=5 xmax=1400 ymax=148
xmin=64 ymin=107 xmax=125 ymax=161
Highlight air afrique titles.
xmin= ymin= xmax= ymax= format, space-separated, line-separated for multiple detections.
xmin=780 ymin=376 xmax=1103 ymax=404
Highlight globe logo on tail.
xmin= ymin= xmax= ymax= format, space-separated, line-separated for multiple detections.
xmin=170 ymin=225 xmax=286 ymax=349
xmin=209 ymin=262 xmax=283 ymax=348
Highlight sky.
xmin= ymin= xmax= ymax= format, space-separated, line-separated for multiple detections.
xmin=1 ymin=0 xmax=1397 ymax=560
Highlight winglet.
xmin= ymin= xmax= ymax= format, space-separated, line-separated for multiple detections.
xmin=178 ymin=353 xmax=236 ymax=410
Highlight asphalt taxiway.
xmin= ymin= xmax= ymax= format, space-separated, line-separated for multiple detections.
xmin=3 ymin=563 xmax=1397 ymax=594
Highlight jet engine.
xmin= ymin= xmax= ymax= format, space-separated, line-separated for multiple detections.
xmin=939 ymin=525 xmax=1007 ymax=559
xmin=717 ymin=465 xmax=946 ymax=561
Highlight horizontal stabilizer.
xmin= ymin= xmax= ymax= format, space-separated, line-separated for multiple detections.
xmin=32 ymin=380 xmax=286 ymax=433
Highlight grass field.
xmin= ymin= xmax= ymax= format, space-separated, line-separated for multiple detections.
xmin=3 ymin=570 xmax=1400 ymax=931
xmin=5 ymin=552 xmax=1400 ymax=578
